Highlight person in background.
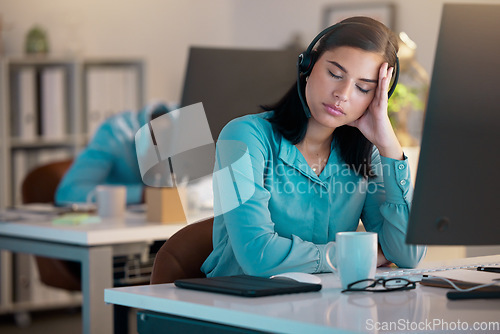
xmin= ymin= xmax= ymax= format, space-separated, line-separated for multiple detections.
xmin=55 ymin=103 xmax=170 ymax=206
xmin=202 ymin=16 xmax=426 ymax=278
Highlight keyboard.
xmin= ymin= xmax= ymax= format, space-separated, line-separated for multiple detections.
xmin=377 ymin=259 xmax=500 ymax=279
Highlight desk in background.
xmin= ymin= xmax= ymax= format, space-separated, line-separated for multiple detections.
xmin=105 ymin=255 xmax=500 ymax=334
xmin=0 ymin=209 xmax=190 ymax=334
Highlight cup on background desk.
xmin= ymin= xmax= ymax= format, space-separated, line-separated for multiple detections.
xmin=87 ymin=185 xmax=127 ymax=219
xmin=326 ymin=232 xmax=378 ymax=289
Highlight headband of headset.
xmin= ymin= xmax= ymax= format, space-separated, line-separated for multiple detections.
xmin=297 ymin=22 xmax=400 ymax=118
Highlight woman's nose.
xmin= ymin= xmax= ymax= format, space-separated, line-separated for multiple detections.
xmin=333 ymin=81 xmax=351 ymax=102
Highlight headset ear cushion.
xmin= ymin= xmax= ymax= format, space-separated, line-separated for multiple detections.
xmin=301 ymin=51 xmax=318 ymax=76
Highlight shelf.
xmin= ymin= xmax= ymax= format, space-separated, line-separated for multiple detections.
xmin=10 ymin=137 xmax=78 ymax=149
xmin=0 ymin=55 xmax=145 ymax=318
xmin=5 ymin=56 xmax=76 ymax=66
xmin=0 ymin=56 xmax=145 ymax=208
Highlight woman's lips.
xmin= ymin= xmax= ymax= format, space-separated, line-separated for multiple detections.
xmin=323 ymin=103 xmax=345 ymax=116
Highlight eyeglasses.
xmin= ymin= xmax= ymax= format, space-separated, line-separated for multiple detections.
xmin=342 ymin=277 xmax=416 ymax=293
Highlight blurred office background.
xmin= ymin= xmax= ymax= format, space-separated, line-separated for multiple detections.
xmin=3 ymin=0 xmax=499 ymax=105
xmin=1 ymin=0 xmax=500 ymax=332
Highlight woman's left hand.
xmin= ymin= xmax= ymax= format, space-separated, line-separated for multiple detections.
xmin=347 ymin=63 xmax=404 ymax=160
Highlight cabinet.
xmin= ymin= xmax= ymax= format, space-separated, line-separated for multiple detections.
xmin=0 ymin=57 xmax=145 ymax=321
xmin=0 ymin=57 xmax=145 ymax=208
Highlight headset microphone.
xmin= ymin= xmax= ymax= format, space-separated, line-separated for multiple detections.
xmin=297 ymin=23 xmax=400 ymax=118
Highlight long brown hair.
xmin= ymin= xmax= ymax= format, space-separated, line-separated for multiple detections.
xmin=265 ymin=16 xmax=398 ymax=178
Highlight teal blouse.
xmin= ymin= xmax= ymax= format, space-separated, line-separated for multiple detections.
xmin=201 ymin=112 xmax=426 ymax=277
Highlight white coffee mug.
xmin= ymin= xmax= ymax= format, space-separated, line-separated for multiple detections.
xmin=325 ymin=232 xmax=377 ymax=290
xmin=87 ymin=185 xmax=127 ymax=218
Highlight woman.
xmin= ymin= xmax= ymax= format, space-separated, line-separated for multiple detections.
xmin=201 ymin=16 xmax=426 ymax=278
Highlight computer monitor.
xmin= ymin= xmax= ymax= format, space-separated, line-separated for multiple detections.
xmin=406 ymin=4 xmax=500 ymax=245
xmin=180 ymin=46 xmax=298 ymax=141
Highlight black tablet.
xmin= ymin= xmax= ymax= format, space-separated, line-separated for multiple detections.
xmin=174 ymin=275 xmax=322 ymax=297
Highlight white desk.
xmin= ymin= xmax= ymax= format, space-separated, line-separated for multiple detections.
xmin=0 ymin=210 xmax=187 ymax=334
xmin=105 ymin=256 xmax=500 ymax=334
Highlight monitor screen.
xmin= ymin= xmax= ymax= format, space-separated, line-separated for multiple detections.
xmin=406 ymin=4 xmax=500 ymax=245
xmin=180 ymin=46 xmax=298 ymax=141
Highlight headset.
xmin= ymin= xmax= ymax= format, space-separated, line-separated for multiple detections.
xmin=297 ymin=22 xmax=400 ymax=118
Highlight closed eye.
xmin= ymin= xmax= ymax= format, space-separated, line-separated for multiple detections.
xmin=328 ymin=70 xmax=342 ymax=79
xmin=356 ymin=85 xmax=370 ymax=94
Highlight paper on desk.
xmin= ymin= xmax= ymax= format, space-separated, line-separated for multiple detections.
xmin=52 ymin=213 xmax=101 ymax=225
xmin=427 ymin=269 xmax=500 ymax=285
xmin=0 ymin=211 xmax=24 ymax=222
xmin=14 ymin=203 xmax=65 ymax=214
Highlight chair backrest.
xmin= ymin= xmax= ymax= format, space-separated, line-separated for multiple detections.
xmin=150 ymin=217 xmax=214 ymax=284
xmin=21 ymin=159 xmax=73 ymax=204
xmin=21 ymin=158 xmax=81 ymax=291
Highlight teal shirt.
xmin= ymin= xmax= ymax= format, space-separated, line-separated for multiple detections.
xmin=201 ymin=112 xmax=426 ymax=277
xmin=55 ymin=107 xmax=153 ymax=205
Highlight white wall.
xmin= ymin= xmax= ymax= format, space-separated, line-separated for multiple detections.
xmin=1 ymin=0 xmax=235 ymax=103
xmin=2 ymin=0 xmax=500 ymax=104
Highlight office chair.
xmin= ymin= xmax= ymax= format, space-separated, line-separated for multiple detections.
xmin=150 ymin=217 xmax=214 ymax=284
xmin=21 ymin=159 xmax=74 ymax=205
xmin=20 ymin=158 xmax=82 ymax=291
